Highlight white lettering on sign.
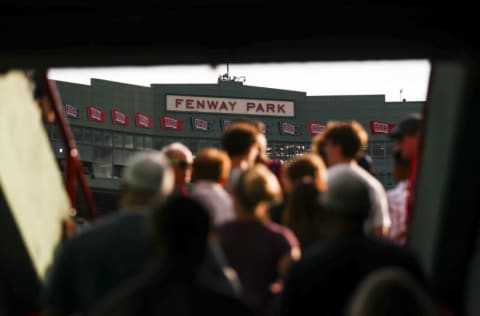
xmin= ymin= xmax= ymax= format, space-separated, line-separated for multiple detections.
xmin=167 ymin=95 xmax=294 ymax=117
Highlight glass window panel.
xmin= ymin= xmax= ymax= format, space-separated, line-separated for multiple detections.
xmin=73 ymin=127 xmax=83 ymax=143
xmin=371 ymin=142 xmax=386 ymax=157
xmin=385 ymin=141 xmax=395 ymax=157
xmin=104 ymin=132 xmax=112 ymax=147
xmin=124 ymin=135 xmax=133 ymax=149
xmin=113 ymin=133 xmax=123 ymax=148
xmin=134 ymin=135 xmax=144 ymax=150
xmin=144 ymin=136 xmax=152 ymax=150
xmin=94 ymin=130 xmax=103 ymax=146
xmin=76 ymin=144 xmax=93 ymax=161
xmin=94 ymin=146 xmax=112 ymax=163
xmin=113 ymin=165 xmax=125 ymax=179
xmin=83 ymin=128 xmax=93 ymax=144
xmin=154 ymin=137 xmax=165 ymax=150
xmin=93 ymin=162 xmax=112 ymax=178
xmin=113 ymin=149 xmax=134 ymax=165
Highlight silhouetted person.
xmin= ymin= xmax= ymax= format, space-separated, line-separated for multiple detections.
xmin=42 ymin=151 xmax=175 ymax=316
xmin=278 ymin=166 xmax=424 ymax=316
xmin=91 ymin=195 xmax=255 ymax=316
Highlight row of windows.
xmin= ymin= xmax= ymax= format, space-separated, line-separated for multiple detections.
xmin=48 ymin=124 xmax=397 ymax=188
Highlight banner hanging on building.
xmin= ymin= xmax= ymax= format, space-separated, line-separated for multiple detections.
xmin=64 ymin=104 xmax=80 ymax=119
xmin=306 ymin=122 xmax=326 ymax=136
xmin=111 ymin=109 xmax=129 ymax=126
xmin=86 ymin=106 xmax=105 ymax=122
xmin=191 ymin=117 xmax=213 ymax=132
xmin=135 ymin=112 xmax=152 ymax=128
xmin=160 ymin=115 xmax=183 ymax=130
xmin=370 ymin=120 xmax=395 ymax=134
xmin=221 ymin=119 xmax=231 ymax=132
xmin=279 ymin=121 xmax=299 ymax=135
xmin=166 ymin=95 xmax=295 ymax=117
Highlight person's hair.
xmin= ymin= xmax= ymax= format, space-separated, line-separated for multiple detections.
xmin=320 ymin=120 xmax=368 ymax=159
xmin=152 ymin=195 xmax=211 ymax=268
xmin=284 ymin=153 xmax=328 ymax=192
xmin=192 ymin=147 xmax=231 ymax=183
xmin=346 ymin=267 xmax=439 ymax=316
xmin=282 ymin=177 xmax=324 ymax=248
xmin=233 ymin=164 xmax=281 ymax=211
xmin=311 ymin=132 xmax=328 ymax=163
xmin=160 ymin=142 xmax=193 ymax=163
xmin=221 ymin=122 xmax=259 ymax=158
xmin=357 ymin=153 xmax=375 ymax=176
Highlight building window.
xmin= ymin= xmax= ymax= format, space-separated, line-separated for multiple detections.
xmin=134 ymin=135 xmax=144 ymax=150
xmin=73 ymin=127 xmax=83 ymax=144
xmin=84 ymin=128 xmax=93 ymax=144
xmin=94 ymin=147 xmax=112 ymax=163
xmin=93 ymin=162 xmax=112 ymax=179
xmin=104 ymin=132 xmax=113 ymax=147
xmin=94 ymin=130 xmax=104 ymax=146
xmin=113 ymin=165 xmax=125 ymax=179
xmin=113 ymin=149 xmax=134 ymax=166
xmin=113 ymin=133 xmax=123 ymax=148
xmin=124 ymin=135 xmax=134 ymax=149
xmin=371 ymin=141 xmax=386 ymax=157
xmin=144 ymin=136 xmax=152 ymax=150
xmin=154 ymin=137 xmax=165 ymax=150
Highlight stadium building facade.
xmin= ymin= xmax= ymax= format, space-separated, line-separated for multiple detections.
xmin=45 ymin=78 xmax=422 ymax=214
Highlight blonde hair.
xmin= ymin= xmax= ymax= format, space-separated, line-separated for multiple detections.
xmin=233 ymin=164 xmax=281 ymax=211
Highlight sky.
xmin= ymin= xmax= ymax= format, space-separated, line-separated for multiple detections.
xmin=48 ymin=60 xmax=431 ymax=102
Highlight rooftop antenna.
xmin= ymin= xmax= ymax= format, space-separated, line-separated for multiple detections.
xmin=218 ymin=63 xmax=246 ymax=83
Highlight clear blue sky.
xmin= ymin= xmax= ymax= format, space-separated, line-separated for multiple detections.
xmin=48 ymin=60 xmax=431 ymax=102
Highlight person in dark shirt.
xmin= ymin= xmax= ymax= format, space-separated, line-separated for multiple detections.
xmin=277 ymin=166 xmax=424 ymax=316
xmin=91 ymin=195 xmax=255 ymax=316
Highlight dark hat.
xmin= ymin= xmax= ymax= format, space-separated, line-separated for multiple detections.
xmin=319 ymin=165 xmax=371 ymax=218
xmin=389 ymin=113 xmax=422 ymax=139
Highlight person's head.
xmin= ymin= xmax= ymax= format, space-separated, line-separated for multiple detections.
xmin=119 ymin=151 xmax=175 ymax=209
xmin=392 ymin=148 xmax=410 ymax=183
xmin=152 ymin=195 xmax=211 ymax=272
xmin=221 ymin=122 xmax=260 ymax=167
xmin=346 ymin=267 xmax=439 ymax=316
xmin=389 ymin=113 xmax=422 ymax=160
xmin=191 ymin=147 xmax=231 ymax=184
xmin=357 ymin=153 xmax=375 ymax=176
xmin=315 ymin=120 xmax=368 ymax=166
xmin=161 ymin=142 xmax=194 ymax=190
xmin=319 ymin=165 xmax=371 ymax=236
xmin=233 ymin=164 xmax=282 ymax=217
xmin=282 ymin=153 xmax=328 ymax=195
xmin=283 ymin=178 xmax=324 ymax=248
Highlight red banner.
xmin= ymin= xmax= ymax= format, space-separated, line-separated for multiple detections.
xmin=160 ymin=115 xmax=183 ymax=130
xmin=135 ymin=112 xmax=152 ymax=128
xmin=64 ymin=104 xmax=80 ymax=119
xmin=87 ymin=106 xmax=105 ymax=122
xmin=370 ymin=120 xmax=395 ymax=134
xmin=306 ymin=122 xmax=326 ymax=136
xmin=279 ymin=122 xmax=297 ymax=135
xmin=111 ymin=109 xmax=129 ymax=125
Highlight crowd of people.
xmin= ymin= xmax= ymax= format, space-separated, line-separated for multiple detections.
xmin=11 ymin=113 xmax=444 ymax=315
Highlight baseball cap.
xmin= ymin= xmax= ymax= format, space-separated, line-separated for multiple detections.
xmin=319 ymin=165 xmax=371 ymax=218
xmin=389 ymin=113 xmax=422 ymax=139
xmin=122 ymin=151 xmax=174 ymax=197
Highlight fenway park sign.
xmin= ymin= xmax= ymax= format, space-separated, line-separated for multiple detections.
xmin=166 ymin=95 xmax=294 ymax=117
